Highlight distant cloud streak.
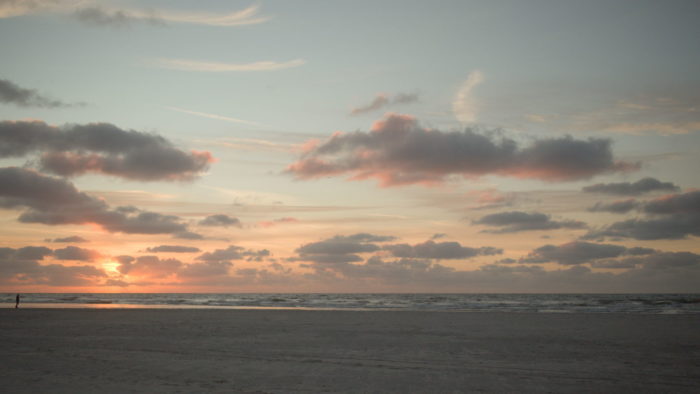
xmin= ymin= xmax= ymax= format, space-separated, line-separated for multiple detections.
xmin=153 ymin=58 xmax=306 ymax=72
xmin=1 ymin=1 xmax=270 ymax=27
xmin=166 ymin=106 xmax=264 ymax=128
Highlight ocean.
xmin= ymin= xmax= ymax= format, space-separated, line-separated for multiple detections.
xmin=3 ymin=293 xmax=700 ymax=313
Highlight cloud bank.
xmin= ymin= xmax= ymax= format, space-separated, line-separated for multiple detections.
xmin=0 ymin=120 xmax=213 ymax=181
xmin=287 ymin=114 xmax=637 ymax=187
xmin=583 ymin=177 xmax=679 ymax=195
xmin=475 ymin=211 xmax=586 ymax=233
xmin=585 ymin=190 xmax=700 ymax=240
xmin=0 ymin=167 xmax=196 ymax=236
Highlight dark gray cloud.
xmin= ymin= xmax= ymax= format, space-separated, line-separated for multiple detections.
xmin=287 ymin=114 xmax=637 ymax=187
xmin=350 ymin=93 xmax=419 ymax=116
xmin=643 ymin=190 xmax=700 ymax=215
xmin=636 ymin=252 xmax=700 ymax=270
xmin=384 ymin=240 xmax=501 ymax=259
xmin=475 ymin=211 xmax=586 ymax=233
xmin=584 ymin=190 xmax=700 ymax=240
xmin=52 ymin=246 xmax=101 ymax=262
xmin=588 ymin=199 xmax=639 ymax=213
xmin=0 ymin=246 xmax=52 ymax=261
xmin=197 ymin=245 xmax=270 ymax=262
xmin=145 ymin=245 xmax=201 ymax=253
xmin=178 ymin=261 xmax=232 ymax=278
xmin=521 ymin=241 xmax=674 ymax=269
xmin=0 ymin=166 xmax=192 ymax=235
xmin=582 ymin=177 xmax=679 ymax=195
xmin=523 ymin=241 xmax=636 ymax=265
xmin=0 ymin=78 xmax=75 ymax=108
xmin=47 ymin=236 xmax=89 ymax=243
xmin=117 ymin=255 xmax=183 ymax=278
xmin=584 ymin=216 xmax=700 ymax=240
xmin=591 ymin=251 xmax=700 ymax=270
xmin=294 ymin=233 xmax=394 ymax=264
xmin=198 ymin=214 xmax=241 ymax=228
xmin=0 ymin=246 xmax=106 ymax=286
xmin=173 ymin=231 xmax=205 ymax=240
xmin=0 ymin=120 xmax=213 ymax=181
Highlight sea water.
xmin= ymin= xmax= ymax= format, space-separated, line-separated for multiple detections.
xmin=3 ymin=293 xmax=700 ymax=313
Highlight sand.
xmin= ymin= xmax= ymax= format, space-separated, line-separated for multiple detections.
xmin=1 ymin=309 xmax=699 ymax=393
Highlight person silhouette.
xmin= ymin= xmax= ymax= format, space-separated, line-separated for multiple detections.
xmin=15 ymin=293 xmax=20 ymax=309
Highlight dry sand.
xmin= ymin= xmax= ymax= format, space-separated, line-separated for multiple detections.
xmin=1 ymin=309 xmax=699 ymax=393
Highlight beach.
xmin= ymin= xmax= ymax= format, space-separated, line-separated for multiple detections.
xmin=1 ymin=309 xmax=699 ymax=393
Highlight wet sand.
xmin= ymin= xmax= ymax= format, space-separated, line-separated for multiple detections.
xmin=1 ymin=309 xmax=699 ymax=393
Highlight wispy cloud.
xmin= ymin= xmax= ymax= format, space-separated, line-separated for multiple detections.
xmin=1 ymin=1 xmax=270 ymax=27
xmin=152 ymin=58 xmax=306 ymax=72
xmin=165 ymin=106 xmax=264 ymax=128
xmin=350 ymin=92 xmax=419 ymax=116
xmin=452 ymin=70 xmax=484 ymax=124
xmin=0 ymin=78 xmax=81 ymax=108
xmin=153 ymin=3 xmax=270 ymax=26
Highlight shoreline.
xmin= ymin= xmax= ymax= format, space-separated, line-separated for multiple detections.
xmin=2 ymin=309 xmax=699 ymax=393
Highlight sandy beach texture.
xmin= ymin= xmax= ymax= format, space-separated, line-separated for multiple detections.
xmin=1 ymin=309 xmax=699 ymax=393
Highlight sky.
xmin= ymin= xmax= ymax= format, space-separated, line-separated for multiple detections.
xmin=1 ymin=0 xmax=699 ymax=293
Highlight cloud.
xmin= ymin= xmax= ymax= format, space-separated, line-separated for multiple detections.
xmin=294 ymin=233 xmax=394 ymax=264
xmin=2 ymin=1 xmax=270 ymax=27
xmin=47 ymin=235 xmax=88 ymax=243
xmin=117 ymin=255 xmax=183 ymax=278
xmin=452 ymin=70 xmax=484 ymax=124
xmin=0 ymin=166 xmax=193 ymax=235
xmin=0 ymin=0 xmax=66 ymax=18
xmin=198 ymin=214 xmax=241 ymax=228
xmin=523 ymin=241 xmax=630 ymax=265
xmin=350 ymin=94 xmax=389 ymax=116
xmin=644 ymin=190 xmax=700 ymax=215
xmin=166 ymin=106 xmax=264 ymax=128
xmin=350 ymin=92 xmax=419 ymax=115
xmin=584 ymin=190 xmax=700 ymax=240
xmin=582 ymin=177 xmax=679 ymax=195
xmin=588 ymin=199 xmax=639 ymax=213
xmin=474 ymin=211 xmax=587 ymax=233
xmin=153 ymin=58 xmax=306 ymax=72
xmin=52 ymin=246 xmax=101 ymax=262
xmin=0 ymin=120 xmax=213 ymax=181
xmin=173 ymin=231 xmax=205 ymax=240
xmin=286 ymin=113 xmax=637 ymax=187
xmin=258 ymin=217 xmax=299 ymax=228
xmin=383 ymin=240 xmax=501 ymax=259
xmin=0 ymin=78 xmax=77 ymax=108
xmin=0 ymin=245 xmax=52 ymax=261
xmin=144 ymin=245 xmax=201 ymax=253
xmin=72 ymin=6 xmax=161 ymax=27
xmin=178 ymin=260 xmax=232 ymax=278
xmin=0 ymin=245 xmax=106 ymax=286
xmin=521 ymin=242 xmax=698 ymax=271
xmin=143 ymin=3 xmax=270 ymax=27
xmin=197 ymin=245 xmax=270 ymax=262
